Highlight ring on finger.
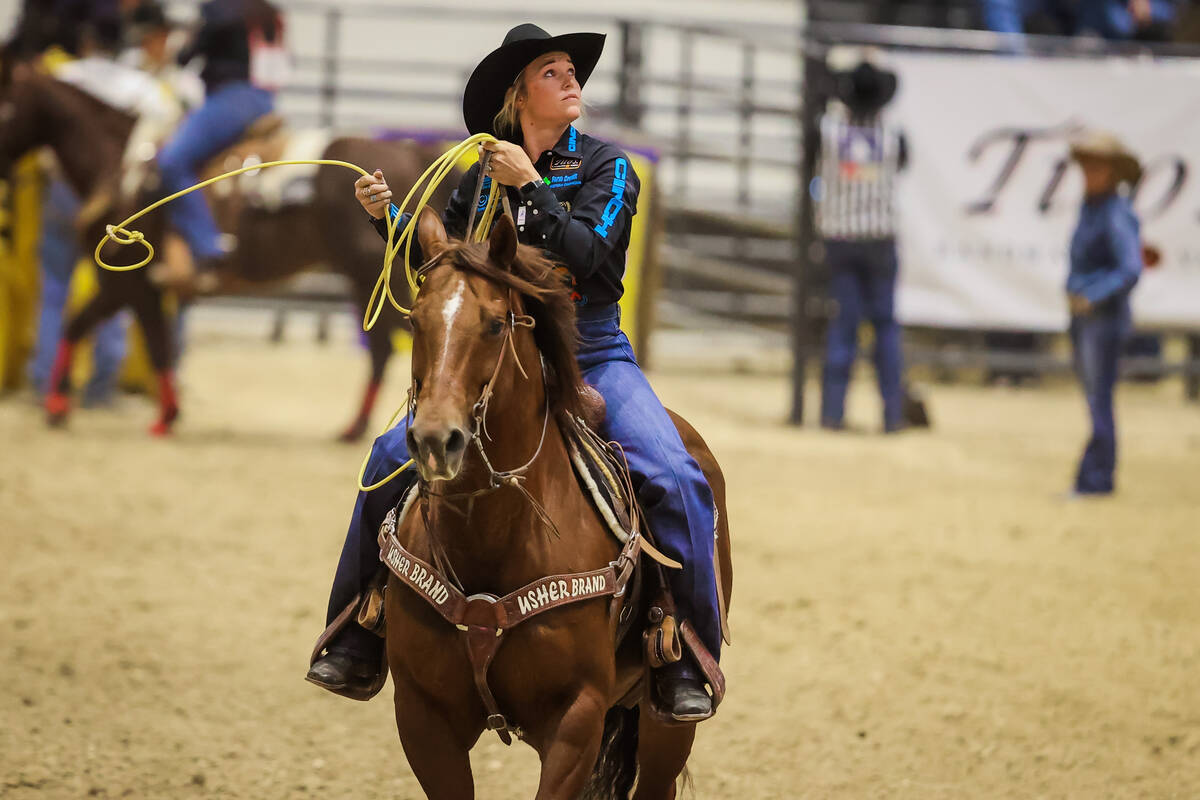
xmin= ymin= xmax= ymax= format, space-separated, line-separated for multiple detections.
xmin=370 ymin=194 xmax=378 ymax=203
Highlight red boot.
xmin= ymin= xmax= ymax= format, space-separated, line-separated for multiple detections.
xmin=149 ymin=371 xmax=180 ymax=437
xmin=44 ymin=340 xmax=75 ymax=427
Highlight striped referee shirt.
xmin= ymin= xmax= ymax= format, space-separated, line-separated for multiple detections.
xmin=816 ymin=108 xmax=906 ymax=241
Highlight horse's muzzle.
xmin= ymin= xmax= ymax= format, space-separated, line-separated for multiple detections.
xmin=408 ymin=421 xmax=469 ymax=482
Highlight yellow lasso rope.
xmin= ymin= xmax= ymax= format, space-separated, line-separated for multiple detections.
xmin=93 ymin=133 xmax=504 ymax=492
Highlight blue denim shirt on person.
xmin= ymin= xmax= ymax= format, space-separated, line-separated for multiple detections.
xmin=325 ymin=127 xmax=723 ymax=673
xmin=1067 ymin=191 xmax=1142 ymax=494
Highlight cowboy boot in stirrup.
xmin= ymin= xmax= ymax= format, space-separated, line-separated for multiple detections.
xmin=305 ymin=649 xmax=378 ymax=692
xmin=654 ymin=659 xmax=713 ymax=722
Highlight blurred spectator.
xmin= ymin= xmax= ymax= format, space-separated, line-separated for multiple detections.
xmin=815 ymin=56 xmax=910 ymax=433
xmin=12 ymin=0 xmax=123 ymax=59
xmin=1065 ymin=131 xmax=1143 ymax=495
xmin=979 ymin=0 xmax=1185 ymax=39
xmin=980 ymin=0 xmax=1179 ymax=39
xmin=1079 ymin=0 xmax=1178 ymax=40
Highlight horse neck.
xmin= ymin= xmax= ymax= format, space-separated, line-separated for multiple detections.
xmin=39 ymin=78 xmax=132 ymax=198
xmin=427 ymin=331 xmax=568 ymax=585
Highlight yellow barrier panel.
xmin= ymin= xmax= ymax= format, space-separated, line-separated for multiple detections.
xmin=0 ymin=155 xmax=43 ymax=391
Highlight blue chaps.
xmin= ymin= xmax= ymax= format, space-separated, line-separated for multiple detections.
xmin=157 ymin=82 xmax=273 ymax=261
xmin=326 ymin=306 xmax=722 ymax=662
xmin=1070 ymin=306 xmax=1129 ymax=494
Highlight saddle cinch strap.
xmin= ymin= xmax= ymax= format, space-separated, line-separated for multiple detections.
xmin=377 ymin=507 xmax=641 ymax=745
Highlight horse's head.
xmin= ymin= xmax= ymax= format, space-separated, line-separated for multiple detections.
xmin=405 ymin=208 xmax=584 ymax=483
xmin=406 ymin=210 xmax=520 ymax=481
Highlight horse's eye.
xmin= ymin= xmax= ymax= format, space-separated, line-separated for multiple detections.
xmin=488 ymin=318 xmax=506 ymax=336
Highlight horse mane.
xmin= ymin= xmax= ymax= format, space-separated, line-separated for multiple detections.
xmin=439 ymin=240 xmax=586 ymax=421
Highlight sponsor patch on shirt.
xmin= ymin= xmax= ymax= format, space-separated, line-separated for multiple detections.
xmin=549 ymin=173 xmax=582 ymax=189
xmin=551 ymin=156 xmax=582 ymax=171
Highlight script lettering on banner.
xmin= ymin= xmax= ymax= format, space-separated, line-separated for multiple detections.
xmin=889 ymin=52 xmax=1200 ymax=331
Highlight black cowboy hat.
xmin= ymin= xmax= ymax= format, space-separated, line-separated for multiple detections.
xmin=833 ymin=61 xmax=898 ymax=113
xmin=462 ymin=23 xmax=605 ymax=138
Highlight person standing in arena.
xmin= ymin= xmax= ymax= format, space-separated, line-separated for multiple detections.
xmin=1065 ymin=132 xmax=1144 ymax=496
xmin=305 ymin=24 xmax=722 ymax=722
xmin=814 ymin=55 xmax=909 ymax=433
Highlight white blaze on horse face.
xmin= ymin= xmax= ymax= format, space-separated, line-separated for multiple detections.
xmin=439 ymin=276 xmax=467 ymax=365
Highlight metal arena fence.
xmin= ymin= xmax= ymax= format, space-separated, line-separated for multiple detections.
xmin=154 ymin=4 xmax=1200 ymax=417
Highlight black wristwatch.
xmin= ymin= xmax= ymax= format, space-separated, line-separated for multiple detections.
xmin=519 ymin=178 xmax=544 ymax=196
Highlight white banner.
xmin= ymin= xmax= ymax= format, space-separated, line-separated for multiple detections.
xmin=889 ymin=52 xmax=1200 ymax=331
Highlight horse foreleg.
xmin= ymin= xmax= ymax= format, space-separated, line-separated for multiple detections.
xmin=392 ymin=678 xmax=478 ymax=800
xmin=632 ymin=714 xmax=696 ymax=800
xmin=128 ymin=285 xmax=179 ymax=437
xmin=339 ymin=321 xmax=395 ymax=443
xmin=45 ymin=290 xmax=125 ymax=426
xmin=531 ymin=689 xmax=609 ymax=800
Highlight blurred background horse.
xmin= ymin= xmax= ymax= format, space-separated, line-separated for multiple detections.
xmin=0 ymin=54 xmax=449 ymax=438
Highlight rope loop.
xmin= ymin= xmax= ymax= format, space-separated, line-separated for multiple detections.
xmin=96 ymin=224 xmax=155 ymax=271
xmin=87 ymin=137 xmax=504 ymax=495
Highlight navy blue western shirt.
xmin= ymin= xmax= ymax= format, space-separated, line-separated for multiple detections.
xmin=372 ymin=125 xmax=640 ymax=309
xmin=178 ymin=0 xmax=283 ymax=95
xmin=1067 ymin=193 xmax=1142 ymax=314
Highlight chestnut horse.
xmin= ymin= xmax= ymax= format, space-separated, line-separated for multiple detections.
xmin=381 ymin=209 xmax=732 ymax=799
xmin=0 ymin=57 xmax=447 ymax=438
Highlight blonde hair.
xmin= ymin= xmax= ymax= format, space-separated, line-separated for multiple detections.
xmin=492 ymin=73 xmax=527 ymax=139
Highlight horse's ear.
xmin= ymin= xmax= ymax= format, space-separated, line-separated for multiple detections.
xmin=417 ymin=206 xmax=448 ymax=261
xmin=488 ymin=214 xmax=518 ymax=271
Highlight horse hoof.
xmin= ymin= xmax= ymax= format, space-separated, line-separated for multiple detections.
xmin=45 ymin=394 xmax=71 ymax=426
xmin=148 ymin=407 xmax=176 ymax=438
xmin=338 ymin=420 xmax=368 ymax=443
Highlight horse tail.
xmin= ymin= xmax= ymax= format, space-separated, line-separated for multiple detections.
xmin=579 ymin=706 xmax=639 ymax=800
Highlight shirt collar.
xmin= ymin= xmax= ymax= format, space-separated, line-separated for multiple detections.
xmin=549 ymin=125 xmax=580 ymax=158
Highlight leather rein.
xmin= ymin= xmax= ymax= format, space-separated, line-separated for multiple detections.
xmin=382 ymin=278 xmax=643 ymax=744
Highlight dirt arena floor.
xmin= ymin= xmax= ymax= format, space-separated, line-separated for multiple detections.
xmin=2 ymin=331 xmax=1199 ymax=799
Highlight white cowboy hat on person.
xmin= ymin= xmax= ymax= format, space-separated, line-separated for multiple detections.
xmin=1069 ymin=130 xmax=1142 ymax=185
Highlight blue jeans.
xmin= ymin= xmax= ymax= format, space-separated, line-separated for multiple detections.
xmin=1070 ymin=307 xmax=1129 ymax=494
xmin=821 ymin=239 xmax=904 ymax=429
xmin=327 ymin=306 xmax=722 ymax=663
xmin=157 ymin=82 xmax=274 ymax=261
xmin=28 ymin=178 xmax=128 ymax=404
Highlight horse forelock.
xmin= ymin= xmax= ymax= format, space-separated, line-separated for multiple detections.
xmin=425 ymin=239 xmax=586 ymax=421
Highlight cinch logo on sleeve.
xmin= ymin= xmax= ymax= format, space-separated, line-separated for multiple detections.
xmin=593 ymin=158 xmax=628 ymax=239
xmin=477 ymin=175 xmax=492 ymax=211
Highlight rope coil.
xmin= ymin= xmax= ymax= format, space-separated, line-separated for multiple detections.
xmin=92 ymin=133 xmax=504 ymax=492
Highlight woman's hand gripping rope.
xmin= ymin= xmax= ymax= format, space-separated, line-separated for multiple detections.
xmin=90 ymin=133 xmax=504 ymax=492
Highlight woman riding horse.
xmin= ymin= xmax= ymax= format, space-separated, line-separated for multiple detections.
xmin=307 ymin=23 xmax=722 ymax=721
